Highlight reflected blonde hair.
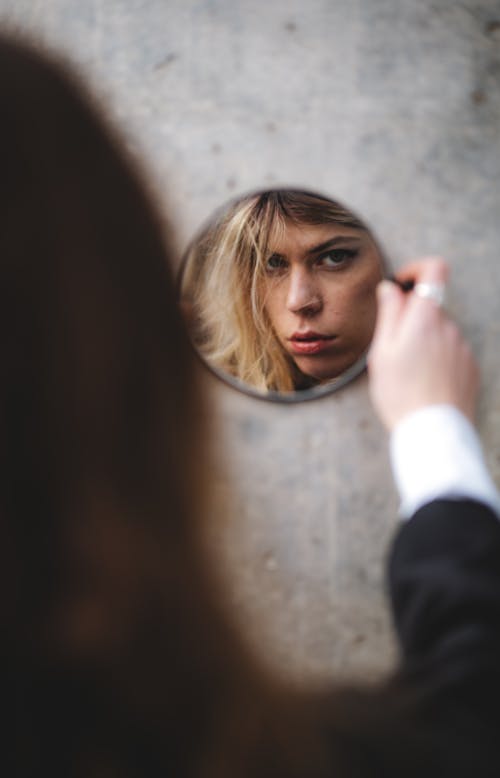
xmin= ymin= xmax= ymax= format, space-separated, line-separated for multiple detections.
xmin=181 ymin=189 xmax=367 ymax=393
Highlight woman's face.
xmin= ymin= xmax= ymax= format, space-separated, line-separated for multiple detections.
xmin=262 ymin=220 xmax=384 ymax=382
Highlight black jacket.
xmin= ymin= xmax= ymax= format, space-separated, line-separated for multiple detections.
xmin=379 ymin=498 xmax=500 ymax=776
xmin=321 ymin=499 xmax=500 ymax=778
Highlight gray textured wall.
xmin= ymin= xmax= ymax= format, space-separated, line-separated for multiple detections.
xmin=2 ymin=0 xmax=500 ymax=683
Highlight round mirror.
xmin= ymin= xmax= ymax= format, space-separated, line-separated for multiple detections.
xmin=179 ymin=189 xmax=389 ymax=402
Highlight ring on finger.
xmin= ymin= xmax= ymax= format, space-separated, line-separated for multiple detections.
xmin=413 ymin=281 xmax=446 ymax=307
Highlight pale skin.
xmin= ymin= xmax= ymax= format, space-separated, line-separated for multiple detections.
xmin=368 ymin=257 xmax=479 ymax=430
xmin=262 ymin=221 xmax=384 ymax=383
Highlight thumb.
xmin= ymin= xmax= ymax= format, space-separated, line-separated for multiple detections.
xmin=371 ymin=279 xmax=405 ymax=344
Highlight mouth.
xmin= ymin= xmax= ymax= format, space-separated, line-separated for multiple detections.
xmin=288 ymin=331 xmax=337 ymax=355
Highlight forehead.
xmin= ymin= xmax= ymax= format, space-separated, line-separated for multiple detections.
xmin=267 ymin=219 xmax=367 ymax=256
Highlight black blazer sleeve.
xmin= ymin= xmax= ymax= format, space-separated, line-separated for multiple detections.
xmin=390 ymin=498 xmax=500 ymax=662
xmin=321 ymin=500 xmax=500 ymax=777
xmin=387 ymin=499 xmax=500 ymax=771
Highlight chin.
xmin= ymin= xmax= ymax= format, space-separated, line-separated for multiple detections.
xmin=297 ymin=352 xmax=364 ymax=381
xmin=296 ymin=364 xmax=345 ymax=382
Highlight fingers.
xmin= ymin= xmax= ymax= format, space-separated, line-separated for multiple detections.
xmin=370 ymin=279 xmax=405 ymax=349
xmin=368 ymin=256 xmax=479 ymax=428
xmin=399 ymin=257 xmax=449 ymax=325
xmin=395 ymin=256 xmax=449 ymax=287
xmin=373 ymin=256 xmax=453 ymax=347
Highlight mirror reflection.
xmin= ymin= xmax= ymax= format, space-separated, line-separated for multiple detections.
xmin=179 ymin=189 xmax=387 ymax=399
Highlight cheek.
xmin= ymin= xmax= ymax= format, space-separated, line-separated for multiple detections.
xmin=353 ymin=259 xmax=381 ymax=302
xmin=327 ymin=275 xmax=377 ymax=309
xmin=353 ymin=280 xmax=378 ymax=329
xmin=323 ymin=275 xmax=379 ymax=330
xmin=262 ymin=283 xmax=285 ymax=325
xmin=356 ymin=274 xmax=379 ymax=309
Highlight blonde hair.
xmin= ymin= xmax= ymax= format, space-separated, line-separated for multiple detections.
xmin=180 ymin=189 xmax=367 ymax=393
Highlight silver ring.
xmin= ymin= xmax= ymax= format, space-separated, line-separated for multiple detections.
xmin=413 ymin=282 xmax=446 ymax=307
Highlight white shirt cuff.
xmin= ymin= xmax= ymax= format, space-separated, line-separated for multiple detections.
xmin=390 ymin=404 xmax=500 ymax=520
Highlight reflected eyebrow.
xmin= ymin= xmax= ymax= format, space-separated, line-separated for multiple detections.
xmin=305 ymin=235 xmax=362 ymax=256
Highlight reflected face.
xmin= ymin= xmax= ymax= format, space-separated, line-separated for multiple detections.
xmin=262 ymin=221 xmax=383 ymax=383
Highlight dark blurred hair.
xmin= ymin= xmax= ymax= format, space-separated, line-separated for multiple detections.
xmin=0 ymin=33 xmax=245 ymax=775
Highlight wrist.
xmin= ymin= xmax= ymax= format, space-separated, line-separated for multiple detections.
xmin=390 ymin=405 xmax=500 ymax=519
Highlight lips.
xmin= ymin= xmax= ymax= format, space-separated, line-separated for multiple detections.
xmin=288 ymin=331 xmax=337 ymax=355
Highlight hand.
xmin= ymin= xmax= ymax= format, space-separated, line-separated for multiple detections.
xmin=368 ymin=257 xmax=479 ymax=431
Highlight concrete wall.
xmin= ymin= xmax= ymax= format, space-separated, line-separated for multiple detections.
xmin=2 ymin=0 xmax=500 ymax=683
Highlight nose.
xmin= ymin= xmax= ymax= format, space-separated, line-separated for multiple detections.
xmin=286 ymin=267 xmax=322 ymax=315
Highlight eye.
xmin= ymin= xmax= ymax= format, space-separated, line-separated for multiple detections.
xmin=316 ymin=248 xmax=358 ymax=269
xmin=265 ymin=254 xmax=288 ymax=273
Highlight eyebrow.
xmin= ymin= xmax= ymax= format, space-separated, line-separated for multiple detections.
xmin=267 ymin=234 xmax=363 ymax=261
xmin=304 ymin=235 xmax=362 ymax=257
